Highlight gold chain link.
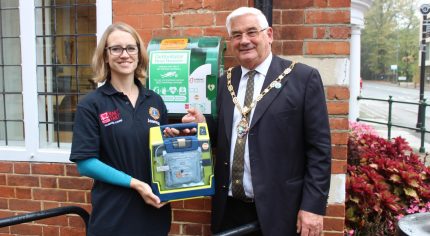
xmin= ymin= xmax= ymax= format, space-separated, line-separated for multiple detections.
xmin=226 ymin=61 xmax=296 ymax=118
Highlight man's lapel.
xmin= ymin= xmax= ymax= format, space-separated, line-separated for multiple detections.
xmin=250 ymin=56 xmax=293 ymax=129
xmin=223 ymin=67 xmax=242 ymax=145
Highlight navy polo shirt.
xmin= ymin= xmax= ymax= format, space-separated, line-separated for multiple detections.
xmin=70 ymin=79 xmax=171 ymax=236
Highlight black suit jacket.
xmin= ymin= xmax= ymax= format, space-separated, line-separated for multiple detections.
xmin=211 ymin=56 xmax=332 ymax=235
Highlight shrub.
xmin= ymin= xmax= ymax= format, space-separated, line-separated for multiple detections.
xmin=346 ymin=122 xmax=430 ymax=235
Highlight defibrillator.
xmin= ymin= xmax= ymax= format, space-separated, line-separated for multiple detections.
xmin=149 ymin=123 xmax=215 ymax=202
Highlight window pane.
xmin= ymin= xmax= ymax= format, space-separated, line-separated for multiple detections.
xmin=0 ymin=121 xmax=24 ymax=147
xmin=58 ymin=95 xmax=77 ymax=124
xmin=0 ymin=0 xmax=18 ymax=8
xmin=56 ymin=37 xmax=75 ymax=65
xmin=56 ymin=6 xmax=76 ymax=35
xmin=0 ymin=67 xmax=3 ymax=91
xmin=58 ymin=127 xmax=73 ymax=143
xmin=77 ymin=6 xmax=96 ymax=34
xmin=3 ymin=38 xmax=21 ymax=65
xmin=55 ymin=67 xmax=76 ymax=93
xmin=56 ymin=0 xmax=73 ymax=6
xmin=78 ymin=66 xmax=95 ymax=93
xmin=39 ymin=123 xmax=73 ymax=149
xmin=77 ymin=0 xmax=96 ymax=4
xmin=77 ymin=36 xmax=96 ymax=64
xmin=2 ymin=9 xmax=20 ymax=37
xmin=7 ymin=121 xmax=24 ymax=145
xmin=35 ymin=7 xmax=55 ymax=36
xmin=0 ymin=95 xmax=4 ymax=119
xmin=36 ymin=37 xmax=54 ymax=65
xmin=39 ymin=123 xmax=54 ymax=148
xmin=38 ymin=95 xmax=49 ymax=123
xmin=4 ymin=66 xmax=22 ymax=92
xmin=38 ymin=94 xmax=58 ymax=123
xmin=0 ymin=122 xmax=5 ymax=146
xmin=37 ymin=66 xmax=54 ymax=93
xmin=5 ymin=94 xmax=23 ymax=120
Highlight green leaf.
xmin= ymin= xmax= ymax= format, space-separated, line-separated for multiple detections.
xmin=404 ymin=187 xmax=418 ymax=199
xmin=408 ymin=179 xmax=419 ymax=188
xmin=389 ymin=174 xmax=401 ymax=183
xmin=369 ymin=164 xmax=378 ymax=169
xmin=346 ymin=207 xmax=359 ymax=222
xmin=350 ymin=196 xmax=360 ymax=204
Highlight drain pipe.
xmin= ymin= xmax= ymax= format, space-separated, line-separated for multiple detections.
xmin=254 ymin=0 xmax=273 ymax=26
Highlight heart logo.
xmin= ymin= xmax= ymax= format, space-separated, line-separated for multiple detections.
xmin=207 ymin=84 xmax=215 ymax=91
xmin=169 ymin=87 xmax=177 ymax=94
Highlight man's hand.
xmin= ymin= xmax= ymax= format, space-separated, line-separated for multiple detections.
xmin=182 ymin=107 xmax=206 ymax=123
xmin=130 ymin=178 xmax=167 ymax=208
xmin=296 ymin=210 xmax=323 ymax=236
xmin=163 ymin=108 xmax=206 ymax=137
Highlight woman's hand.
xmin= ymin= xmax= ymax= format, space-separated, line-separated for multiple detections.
xmin=130 ymin=178 xmax=167 ymax=208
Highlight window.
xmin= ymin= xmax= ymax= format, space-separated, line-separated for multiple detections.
xmin=0 ymin=1 xmax=23 ymax=146
xmin=36 ymin=0 xmax=97 ymax=149
xmin=0 ymin=0 xmax=111 ymax=162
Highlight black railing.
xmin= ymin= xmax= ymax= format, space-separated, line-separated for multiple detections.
xmin=0 ymin=206 xmax=260 ymax=235
xmin=213 ymin=221 xmax=260 ymax=236
xmin=0 ymin=206 xmax=89 ymax=229
xmin=357 ymin=95 xmax=430 ymax=153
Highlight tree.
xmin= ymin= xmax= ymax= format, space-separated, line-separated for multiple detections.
xmin=361 ymin=0 xmax=420 ymax=82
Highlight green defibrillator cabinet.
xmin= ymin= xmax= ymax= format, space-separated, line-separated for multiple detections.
xmin=147 ymin=37 xmax=225 ymax=118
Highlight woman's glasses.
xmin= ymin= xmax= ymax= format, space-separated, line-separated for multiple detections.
xmin=105 ymin=45 xmax=139 ymax=56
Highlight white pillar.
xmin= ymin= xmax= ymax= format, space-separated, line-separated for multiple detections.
xmin=349 ymin=25 xmax=362 ymax=121
xmin=350 ymin=0 xmax=374 ymax=121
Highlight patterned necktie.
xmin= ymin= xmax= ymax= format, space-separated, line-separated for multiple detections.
xmin=231 ymin=70 xmax=256 ymax=200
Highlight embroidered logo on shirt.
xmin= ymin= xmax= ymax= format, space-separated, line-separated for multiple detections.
xmin=148 ymin=107 xmax=161 ymax=126
xmin=149 ymin=107 xmax=160 ymax=120
xmin=148 ymin=118 xmax=160 ymax=126
xmin=99 ymin=109 xmax=123 ymax=127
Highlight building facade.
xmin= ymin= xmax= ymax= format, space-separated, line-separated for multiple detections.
xmin=0 ymin=0 xmax=351 ymax=235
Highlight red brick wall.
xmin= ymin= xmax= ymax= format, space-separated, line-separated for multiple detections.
xmin=325 ymin=86 xmax=349 ymax=236
xmin=0 ymin=162 xmax=91 ymax=235
xmin=0 ymin=0 xmax=350 ymax=235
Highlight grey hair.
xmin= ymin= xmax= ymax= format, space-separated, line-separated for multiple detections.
xmin=225 ymin=7 xmax=269 ymax=36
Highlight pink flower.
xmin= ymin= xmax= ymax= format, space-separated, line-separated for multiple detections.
xmin=407 ymin=208 xmax=415 ymax=214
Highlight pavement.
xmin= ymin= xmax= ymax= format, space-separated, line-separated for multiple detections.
xmin=370 ymin=123 xmax=429 ymax=162
xmin=360 ymin=80 xmax=430 ymax=165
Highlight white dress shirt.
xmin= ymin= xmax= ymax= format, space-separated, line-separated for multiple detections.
xmin=228 ymin=53 xmax=273 ymax=198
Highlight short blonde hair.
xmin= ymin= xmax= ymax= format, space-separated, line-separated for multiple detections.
xmin=92 ymin=22 xmax=149 ymax=85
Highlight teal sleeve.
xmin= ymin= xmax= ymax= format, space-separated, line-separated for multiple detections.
xmin=76 ymin=158 xmax=132 ymax=188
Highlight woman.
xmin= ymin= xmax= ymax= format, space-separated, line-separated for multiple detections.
xmin=70 ymin=22 xmax=171 ymax=236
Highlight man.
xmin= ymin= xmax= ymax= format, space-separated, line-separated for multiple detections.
xmin=171 ymin=6 xmax=331 ymax=236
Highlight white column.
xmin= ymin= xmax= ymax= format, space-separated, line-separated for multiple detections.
xmin=349 ymin=25 xmax=363 ymax=121
xmin=350 ymin=0 xmax=374 ymax=121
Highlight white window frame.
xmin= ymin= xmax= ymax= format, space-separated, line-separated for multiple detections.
xmin=0 ymin=0 xmax=112 ymax=163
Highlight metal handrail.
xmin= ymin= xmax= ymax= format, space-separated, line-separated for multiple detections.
xmin=0 ymin=206 xmax=260 ymax=235
xmin=357 ymin=95 xmax=429 ymax=153
xmin=0 ymin=206 xmax=89 ymax=229
xmin=213 ymin=221 xmax=260 ymax=236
